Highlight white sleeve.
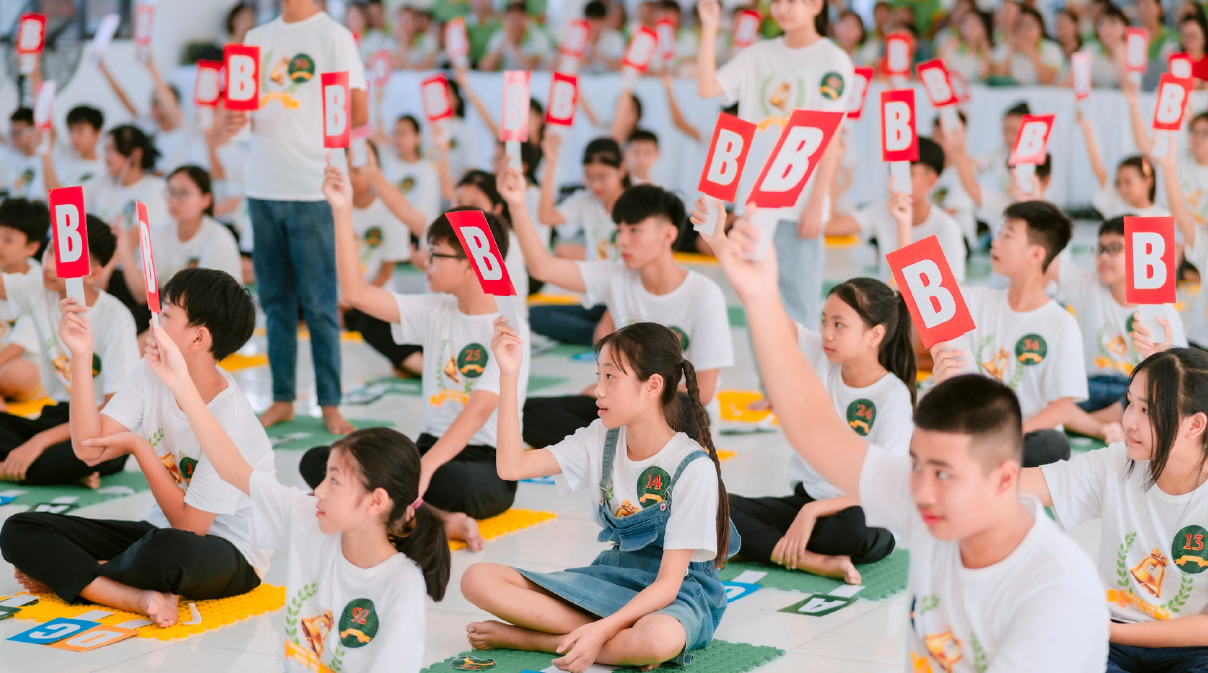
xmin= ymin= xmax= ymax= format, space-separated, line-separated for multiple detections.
xmin=1056 ymin=249 xmax=1097 ymax=309
xmin=1042 ymin=313 xmax=1089 ymax=404
xmin=388 ymin=293 xmax=435 ymax=347
xmin=548 ymin=421 xmax=604 ymax=496
xmin=713 ymin=46 xmax=750 ymax=106
xmin=378 ymin=212 xmax=412 ymax=264
xmin=8 ymin=315 xmax=38 ymax=354
xmin=868 ymin=389 xmax=914 ymax=456
xmin=577 ymin=261 xmax=615 ymax=308
xmin=1039 ymin=444 xmax=1116 ymax=530
xmin=685 ymin=280 xmax=734 ymax=371
xmin=205 ymin=225 xmax=245 ymax=282
xmin=795 ymin=322 xmax=829 ymax=374
xmin=939 ymin=221 xmax=966 ymax=283
xmin=249 ymin=469 xmax=313 ymax=552
xmin=664 ymin=458 xmax=719 ymax=561
xmin=99 ymin=362 xmax=147 ymax=433
xmin=183 ymin=449 xmax=248 ymax=516
xmin=366 ymin=570 xmax=428 ymax=673
xmin=1092 ymin=184 xmax=1121 ymax=219
xmin=2 ymin=272 xmax=39 ymax=315
xmin=332 ymin=26 xmax=368 ymax=91
xmin=555 ymin=192 xmax=587 ymax=240
xmin=97 ymin=306 xmax=141 ymax=396
xmin=984 ymin=587 xmax=1108 ymax=672
xmin=857 ymin=444 xmax=917 ymax=538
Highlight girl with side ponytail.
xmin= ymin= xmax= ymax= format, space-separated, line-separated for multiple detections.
xmin=729 ymin=277 xmax=914 ymax=584
xmin=463 ymin=320 xmax=738 ymax=671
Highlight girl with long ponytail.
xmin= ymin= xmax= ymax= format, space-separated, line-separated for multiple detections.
xmin=463 ymin=320 xmax=738 ymax=672
xmin=728 ymin=277 xmax=915 ymax=584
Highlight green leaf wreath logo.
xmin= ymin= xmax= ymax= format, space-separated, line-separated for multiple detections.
xmin=969 ymin=632 xmax=988 ymax=673
xmin=1161 ymin=574 xmax=1195 ymax=614
xmin=1117 ymin=532 xmax=1137 ymax=589
xmin=284 ymin=582 xmax=319 ymax=644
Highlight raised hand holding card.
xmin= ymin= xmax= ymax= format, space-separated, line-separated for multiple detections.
xmin=886 ymin=236 xmax=975 ymax=348
xmin=1125 ymin=216 xmax=1177 ymax=304
xmin=48 ymin=187 xmax=90 ymax=305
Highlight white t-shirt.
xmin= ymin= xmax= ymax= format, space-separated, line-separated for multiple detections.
xmin=150 ymin=217 xmax=243 ymax=286
xmin=103 ymin=362 xmax=275 ymax=574
xmin=1185 ymin=234 xmax=1208 ymax=344
xmin=1043 ymin=443 xmax=1208 ymax=623
xmin=792 ymin=326 xmax=913 ymax=499
xmin=378 ymin=150 xmax=440 ymax=226
xmin=854 ymin=202 xmax=967 ymax=282
xmin=991 ymin=40 xmax=1064 ymax=85
xmin=249 ymin=471 xmax=426 ymax=673
xmin=143 ymin=121 xmax=207 ymax=175
xmin=716 ymin=37 xmax=854 ymax=220
xmin=1082 ymin=41 xmax=1121 ymax=88
xmin=859 ymin=445 xmax=1109 ymax=671
xmin=485 ymin=29 xmax=553 ymax=70
xmin=52 ymin=147 xmax=104 ymax=187
xmin=244 ymin=13 xmax=367 ymax=201
xmin=389 ymin=293 xmax=530 ymax=446
xmin=4 ymin=150 xmax=43 ymax=201
xmin=549 ymin=419 xmax=719 ymax=562
xmin=581 ymin=30 xmax=626 ymax=74
xmin=352 ymin=199 xmax=411 ymax=282
xmin=1173 ymin=152 xmax=1208 ymax=228
xmin=82 ymin=174 xmax=169 ymax=232
xmin=1057 ymin=256 xmax=1187 ymax=378
xmin=951 ymin=286 xmax=1088 ymax=419
xmin=555 ymin=189 xmax=616 ymax=261
xmin=578 ymin=262 xmax=734 ymax=371
xmin=0 ymin=260 xmax=41 ymax=359
xmin=2 ymin=273 xmax=138 ymax=403
xmin=442 ymin=117 xmax=478 ymax=186
xmin=1092 ymin=185 xmax=1170 ymax=221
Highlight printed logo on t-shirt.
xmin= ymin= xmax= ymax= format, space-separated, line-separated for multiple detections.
xmin=637 ymin=466 xmax=671 ymax=508
xmin=908 ymin=594 xmax=984 ymax=673
xmin=15 ymin=168 xmax=34 ymax=194
xmin=669 ymin=326 xmax=689 ymax=352
xmin=1173 ymin=525 xmax=1208 ymax=574
xmin=364 ymin=227 xmax=383 ymax=249
xmin=264 ymin=50 xmax=316 ymax=109
xmin=79 ymin=172 xmax=94 ymax=183
xmin=338 ymin=598 xmax=379 ymax=648
xmin=757 ymin=76 xmax=805 ymax=129
xmin=1094 ymin=317 xmax=1139 ymax=375
xmin=819 ymin=71 xmax=845 ymax=100
xmin=1014 ymin=334 xmax=1047 ymax=365
xmin=433 ymin=339 xmax=488 ymax=407
xmin=187 ymin=257 xmax=201 ymax=269
xmin=1110 ymin=531 xmax=1189 ymax=619
xmin=399 ymin=176 xmax=416 ymax=193
xmin=50 ymin=352 xmax=101 ymax=391
xmin=456 ymin=343 xmax=488 ymax=379
xmin=845 ymin=399 xmax=876 ymax=436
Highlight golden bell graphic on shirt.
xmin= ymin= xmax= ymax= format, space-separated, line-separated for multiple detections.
xmin=1130 ymin=549 xmax=1168 ymax=597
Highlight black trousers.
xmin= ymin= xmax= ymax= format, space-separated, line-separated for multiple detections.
xmin=1024 ymin=429 xmax=1070 ymax=468
xmin=522 ymin=394 xmax=599 ymax=449
xmin=108 ymin=274 xmax=153 ymax=334
xmin=300 ymin=433 xmax=516 ymax=520
xmin=729 ymin=484 xmax=896 ymax=565
xmin=0 ymin=403 xmax=127 ymax=485
xmin=344 ymin=308 xmax=422 ymax=371
xmin=0 ymin=513 xmax=261 ymax=603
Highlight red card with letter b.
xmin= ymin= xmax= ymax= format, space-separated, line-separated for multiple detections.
xmin=917 ymin=59 xmax=957 ymax=107
xmin=448 ymin=210 xmax=516 ymax=297
xmin=48 ymin=187 xmax=90 ymax=280
xmin=1008 ymin=114 xmax=1054 ymax=166
xmin=748 ymin=109 xmax=843 ymax=209
xmin=368 ymin=50 xmax=392 ymax=88
xmin=1125 ymin=216 xmax=1176 ymax=304
xmin=698 ymin=113 xmax=757 ymax=202
xmin=501 ymin=71 xmax=531 ymax=142
xmin=16 ymin=14 xmax=46 ymax=56
xmin=134 ymin=3 xmax=155 ymax=47
xmin=421 ymin=75 xmax=453 ymax=122
xmin=880 ymin=89 xmax=918 ymax=162
xmin=136 ymin=201 xmax=160 ymax=314
xmin=445 ymin=18 xmax=470 ymax=62
xmin=195 ymin=60 xmax=222 ymax=107
xmin=847 ymin=67 xmax=874 ymax=119
xmin=1126 ymin=27 xmax=1149 ymax=72
xmin=622 ymin=27 xmax=658 ymax=73
xmin=322 ymin=72 xmax=351 ymax=149
xmin=561 ymin=20 xmax=589 ymax=57
xmin=223 ymin=44 xmax=260 ymax=110
xmin=884 ymin=33 xmax=913 ymax=76
xmin=733 ymin=10 xmax=762 ymax=50
xmin=886 ymin=235 xmax=975 ymax=348
xmin=545 ymin=73 xmax=578 ymax=127
xmin=1153 ymin=74 xmax=1192 ymax=131
xmin=1170 ymin=53 xmax=1194 ymax=79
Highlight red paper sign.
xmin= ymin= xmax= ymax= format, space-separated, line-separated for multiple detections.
xmin=733 ymin=10 xmax=762 ymax=50
xmin=1153 ymin=74 xmax=1193 ymax=130
xmin=501 ymin=71 xmax=531 ymax=142
xmin=322 ymin=71 xmax=351 ymax=149
xmin=16 ymin=14 xmax=46 ymax=56
xmin=1169 ymin=53 xmax=1194 ymax=79
xmin=698 ymin=113 xmax=757 ymax=202
xmin=136 ymin=201 xmax=160 ymax=314
xmin=847 ymin=67 xmax=875 ymax=119
xmin=748 ymin=109 xmax=844 ymax=209
xmin=622 ymin=27 xmax=658 ymax=72
xmin=194 ymin=60 xmax=222 ymax=107
xmin=134 ymin=3 xmax=155 ymax=47
xmin=421 ymin=75 xmax=453 ymax=122
xmin=445 ymin=18 xmax=469 ymax=61
xmin=1008 ymin=113 xmax=1055 ymax=166
xmin=656 ymin=18 xmax=676 ymax=61
xmin=1125 ymin=216 xmax=1176 ymax=304
xmin=48 ymin=187 xmax=91 ymax=280
xmin=886 ymin=235 xmax=975 ymax=348
xmin=917 ymin=59 xmax=957 ymax=107
xmin=884 ymin=33 xmax=914 ymax=76
xmin=447 ymin=210 xmax=516 ymax=296
xmin=880 ymin=89 xmax=918 ymax=162
xmin=368 ymin=50 xmax=392 ymax=88
xmin=1072 ymin=52 xmax=1092 ymax=100
xmin=561 ymin=20 xmax=589 ymax=57
xmin=545 ymin=73 xmax=578 ymax=127
xmin=223 ymin=44 xmax=260 ymax=111
xmin=948 ymin=70 xmax=971 ymax=103
xmin=1126 ymin=28 xmax=1149 ymax=72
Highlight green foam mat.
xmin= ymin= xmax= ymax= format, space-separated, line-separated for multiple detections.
xmin=1067 ymin=433 xmax=1108 ymax=456
xmin=0 ymin=470 xmax=149 ymax=508
xmin=422 ymin=639 xmax=784 ymax=673
xmin=727 ymin=306 xmax=746 ymax=329
xmin=266 ymin=415 xmax=396 ymax=450
xmin=720 ymin=549 xmax=910 ymax=601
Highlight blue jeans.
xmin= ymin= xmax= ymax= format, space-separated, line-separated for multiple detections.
xmin=1079 ymin=374 xmax=1130 ymax=412
xmin=248 ymin=198 xmax=342 ymax=406
xmin=1107 ymin=642 xmax=1208 ymax=672
xmin=773 ymin=220 xmax=824 ymax=330
xmin=529 ymin=304 xmax=607 ymax=346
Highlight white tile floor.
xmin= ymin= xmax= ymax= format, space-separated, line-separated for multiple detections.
xmin=0 ymin=230 xmax=1113 ymax=672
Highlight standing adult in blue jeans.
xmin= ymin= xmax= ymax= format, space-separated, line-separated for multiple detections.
xmin=227 ymin=0 xmax=365 ymax=433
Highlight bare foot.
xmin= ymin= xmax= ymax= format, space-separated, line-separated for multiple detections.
xmin=258 ymin=401 xmax=295 ymax=429
xmin=467 ymin=620 xmax=552 ymax=651
xmin=138 ymin=590 xmax=180 ymax=628
xmin=77 ymin=472 xmax=100 ymax=490
xmin=322 ymin=406 xmax=355 ymax=435
xmin=446 ymin=512 xmax=484 ymax=551
xmin=13 ymin=569 xmax=49 ymax=594
xmin=811 ymin=555 xmax=861 ymax=585
xmin=747 ymin=398 xmax=772 ymax=412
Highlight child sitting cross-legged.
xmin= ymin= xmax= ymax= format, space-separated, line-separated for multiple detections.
xmin=0 ymin=199 xmax=51 ymax=407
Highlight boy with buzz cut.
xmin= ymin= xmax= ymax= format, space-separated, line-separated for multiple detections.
xmin=714 ymin=217 xmax=1109 ymax=671
xmin=931 ymin=201 xmax=1088 ymax=468
xmin=504 ymin=173 xmax=734 ymax=448
xmin=4 ymin=108 xmax=43 ymax=200
xmin=826 ymin=136 xmax=966 ymax=282
xmin=624 ymin=129 xmax=661 ymax=187
xmin=0 ymin=215 xmax=138 ymax=485
xmin=308 ymin=164 xmax=530 ymax=551
xmin=41 ymin=105 xmax=105 ymax=190
xmin=0 ymin=199 xmax=52 ymax=406
xmin=0 ymin=268 xmax=272 ymax=628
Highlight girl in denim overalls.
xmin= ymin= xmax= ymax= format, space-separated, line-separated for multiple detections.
xmin=463 ymin=320 xmax=739 ymax=673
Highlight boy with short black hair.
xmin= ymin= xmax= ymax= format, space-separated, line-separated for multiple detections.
xmin=625 ymin=128 xmax=661 ymax=187
xmin=0 ymin=215 xmax=138 ymax=485
xmin=41 ymin=105 xmax=105 ymax=189
xmin=827 ymin=136 xmax=966 ymax=281
xmin=932 ymin=200 xmax=1088 ymax=467
xmin=5 ymin=108 xmax=43 ymax=200
xmin=0 ymin=199 xmax=50 ymax=405
xmin=0 ymin=267 xmax=272 ymax=627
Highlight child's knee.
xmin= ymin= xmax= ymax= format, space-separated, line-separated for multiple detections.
xmin=131 ymin=528 xmax=196 ymax=566
xmin=460 ymin=562 xmax=505 ymax=605
xmin=629 ymin=615 xmax=687 ymax=663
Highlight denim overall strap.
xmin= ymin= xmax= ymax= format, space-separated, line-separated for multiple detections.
xmin=662 ymin=450 xmax=710 ymax=504
xmin=598 ymin=427 xmax=622 ymax=504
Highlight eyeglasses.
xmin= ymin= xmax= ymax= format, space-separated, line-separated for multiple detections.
xmin=1191 ymin=130 xmax=1208 ymax=140
xmin=426 ymin=249 xmax=466 ymax=264
xmin=1095 ymin=243 xmax=1125 ymax=256
xmin=166 ymin=188 xmax=196 ymax=200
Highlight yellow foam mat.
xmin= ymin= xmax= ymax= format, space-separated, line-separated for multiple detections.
xmin=6 ymin=584 xmax=285 ymax=641
xmin=527 ymin=294 xmax=581 ymax=306
xmin=449 ymin=509 xmax=556 ymax=551
xmin=7 ymin=397 xmax=54 ymax=419
xmin=672 ymin=251 xmax=719 ymax=265
xmin=718 ymin=390 xmax=776 ymax=425
xmin=717 ymin=450 xmax=735 ymax=461
xmin=219 ymin=353 xmax=268 ymax=372
xmin=824 ymin=234 xmax=860 ymax=248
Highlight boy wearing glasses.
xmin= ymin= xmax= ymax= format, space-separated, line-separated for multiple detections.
xmin=314 ymin=166 xmax=530 ymax=551
xmin=1043 ymin=217 xmax=1187 ymax=440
